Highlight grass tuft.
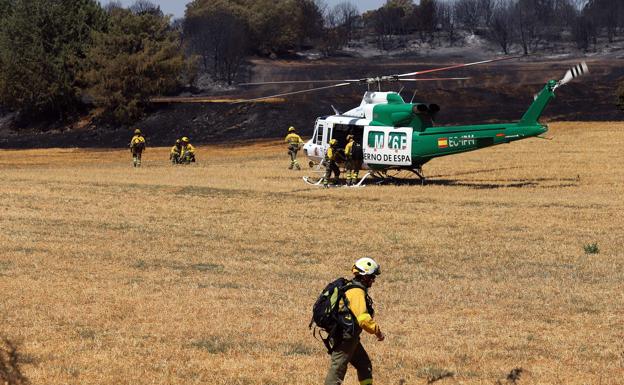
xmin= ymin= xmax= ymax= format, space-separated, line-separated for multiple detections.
xmin=283 ymin=342 xmax=316 ymax=356
xmin=583 ymin=242 xmax=599 ymax=254
xmin=416 ymin=366 xmax=454 ymax=383
xmin=190 ymin=337 xmax=229 ymax=354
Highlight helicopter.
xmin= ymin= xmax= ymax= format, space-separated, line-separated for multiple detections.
xmin=153 ymin=57 xmax=589 ymax=186
xmin=238 ymin=58 xmax=589 ymax=186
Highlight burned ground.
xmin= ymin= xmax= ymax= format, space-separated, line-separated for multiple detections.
xmin=1 ymin=57 xmax=622 ymax=149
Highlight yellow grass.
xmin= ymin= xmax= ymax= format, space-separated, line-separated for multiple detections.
xmin=1 ymin=122 xmax=623 ymax=385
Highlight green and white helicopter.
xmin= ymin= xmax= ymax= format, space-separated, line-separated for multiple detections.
xmin=241 ymin=58 xmax=588 ymax=186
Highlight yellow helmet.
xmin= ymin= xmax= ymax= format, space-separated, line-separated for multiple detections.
xmin=134 ymin=128 xmax=142 ymax=135
xmin=288 ymin=126 xmax=296 ymax=132
xmin=329 ymin=138 xmax=337 ymax=146
xmin=352 ymin=257 xmax=381 ymax=276
xmin=175 ymin=139 xmax=180 ymax=144
xmin=181 ymin=137 xmax=189 ymax=143
xmin=346 ymin=134 xmax=354 ymax=141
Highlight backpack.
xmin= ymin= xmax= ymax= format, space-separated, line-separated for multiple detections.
xmin=132 ymin=136 xmax=145 ymax=151
xmin=351 ymin=142 xmax=363 ymax=162
xmin=309 ymin=277 xmax=356 ymax=353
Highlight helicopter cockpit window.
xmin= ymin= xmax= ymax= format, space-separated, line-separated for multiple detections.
xmin=315 ymin=124 xmax=324 ymax=144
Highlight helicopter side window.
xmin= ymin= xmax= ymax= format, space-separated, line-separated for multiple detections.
xmin=368 ymin=130 xmax=385 ymax=149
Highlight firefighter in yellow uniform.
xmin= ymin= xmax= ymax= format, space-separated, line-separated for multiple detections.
xmin=170 ymin=139 xmax=181 ymax=164
xmin=284 ymin=126 xmax=304 ymax=170
xmin=180 ymin=137 xmax=196 ymax=164
xmin=325 ymin=257 xmax=384 ymax=385
xmin=129 ymin=128 xmax=146 ymax=167
xmin=323 ymin=139 xmax=342 ymax=187
xmin=344 ymin=134 xmax=362 ymax=186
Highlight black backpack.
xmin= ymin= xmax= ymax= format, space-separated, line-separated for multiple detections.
xmin=351 ymin=142 xmax=363 ymax=162
xmin=309 ymin=278 xmax=356 ymax=353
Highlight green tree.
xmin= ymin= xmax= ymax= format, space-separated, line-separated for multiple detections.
xmin=82 ymin=7 xmax=187 ymax=123
xmin=0 ymin=0 xmax=106 ymax=119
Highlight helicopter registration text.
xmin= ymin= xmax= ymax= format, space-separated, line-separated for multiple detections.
xmin=438 ymin=134 xmax=476 ymax=149
xmin=363 ymin=126 xmax=413 ymax=166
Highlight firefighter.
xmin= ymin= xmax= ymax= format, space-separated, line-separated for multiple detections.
xmin=323 ymin=139 xmax=342 ymax=187
xmin=284 ymin=126 xmax=304 ymax=170
xmin=324 ymin=257 xmax=384 ymax=385
xmin=170 ymin=139 xmax=182 ymax=164
xmin=344 ymin=134 xmax=363 ymax=186
xmin=129 ymin=128 xmax=146 ymax=167
xmin=180 ymin=137 xmax=196 ymax=164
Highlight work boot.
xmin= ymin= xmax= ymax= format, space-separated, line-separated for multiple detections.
xmin=288 ymin=164 xmax=293 ymax=170
xmin=296 ymin=163 xmax=301 ymax=170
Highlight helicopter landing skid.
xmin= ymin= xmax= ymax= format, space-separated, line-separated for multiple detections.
xmin=302 ymin=176 xmax=323 ymax=186
xmin=303 ymin=171 xmax=373 ymax=188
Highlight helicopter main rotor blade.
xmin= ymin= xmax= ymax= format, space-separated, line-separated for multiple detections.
xmin=236 ymin=82 xmax=353 ymax=103
xmin=398 ymin=77 xmax=471 ymax=82
xmin=151 ymin=96 xmax=285 ymax=103
xmin=240 ymin=79 xmax=360 ymax=86
xmin=396 ymin=56 xmax=521 ymax=78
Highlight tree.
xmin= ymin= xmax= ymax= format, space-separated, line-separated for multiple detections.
xmin=129 ymin=0 xmax=162 ymax=16
xmin=571 ymin=14 xmax=596 ymax=51
xmin=184 ymin=4 xmax=249 ymax=84
xmin=82 ymin=7 xmax=187 ymax=123
xmin=487 ymin=0 xmax=515 ymax=54
xmin=454 ymin=0 xmax=481 ymax=34
xmin=0 ymin=0 xmax=107 ymax=119
xmin=437 ymin=1 xmax=458 ymax=45
xmin=364 ymin=5 xmax=405 ymax=50
xmin=333 ymin=1 xmax=360 ymax=42
xmin=414 ymin=0 xmax=437 ymax=44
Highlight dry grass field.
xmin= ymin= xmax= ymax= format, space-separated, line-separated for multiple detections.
xmin=1 ymin=122 xmax=623 ymax=385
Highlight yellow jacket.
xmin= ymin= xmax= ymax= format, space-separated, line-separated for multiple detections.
xmin=130 ymin=135 xmax=145 ymax=148
xmin=326 ymin=146 xmax=339 ymax=161
xmin=344 ymin=141 xmax=354 ymax=158
xmin=285 ymin=133 xmax=303 ymax=146
xmin=182 ymin=143 xmax=195 ymax=154
xmin=171 ymin=144 xmax=181 ymax=154
xmin=345 ymin=287 xmax=379 ymax=335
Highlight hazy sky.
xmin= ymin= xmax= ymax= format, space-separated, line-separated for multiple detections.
xmin=113 ymin=0 xmax=386 ymax=19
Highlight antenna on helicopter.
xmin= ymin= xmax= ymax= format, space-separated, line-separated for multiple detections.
xmin=331 ymin=105 xmax=341 ymax=115
xmin=553 ymin=62 xmax=588 ymax=91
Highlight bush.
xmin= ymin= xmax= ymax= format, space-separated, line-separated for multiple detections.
xmin=583 ymin=242 xmax=599 ymax=254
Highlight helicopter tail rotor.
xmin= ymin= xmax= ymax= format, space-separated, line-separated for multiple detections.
xmin=555 ymin=62 xmax=588 ymax=90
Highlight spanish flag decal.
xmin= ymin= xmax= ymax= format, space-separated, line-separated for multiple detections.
xmin=438 ymin=138 xmax=448 ymax=148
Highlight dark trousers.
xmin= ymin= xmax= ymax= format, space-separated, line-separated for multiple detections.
xmin=324 ymin=336 xmax=372 ymax=385
xmin=323 ymin=161 xmax=340 ymax=184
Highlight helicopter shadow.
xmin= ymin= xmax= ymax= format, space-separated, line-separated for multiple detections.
xmin=414 ymin=166 xmax=581 ymax=189
xmin=418 ymin=177 xmax=579 ymax=189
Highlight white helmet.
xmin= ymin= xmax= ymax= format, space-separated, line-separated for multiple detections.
xmin=352 ymin=257 xmax=381 ymax=276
